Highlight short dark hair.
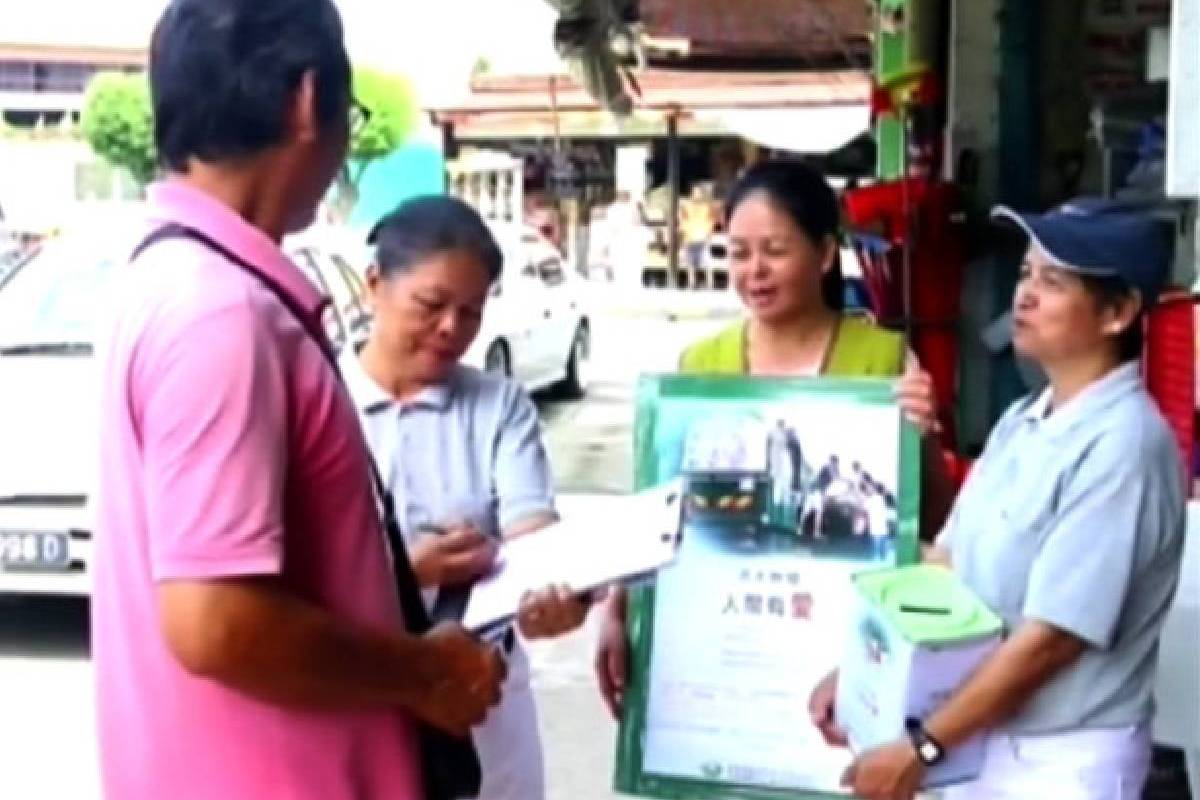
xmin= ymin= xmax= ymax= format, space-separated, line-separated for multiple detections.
xmin=367 ymin=195 xmax=503 ymax=284
xmin=150 ymin=0 xmax=351 ymax=172
xmin=726 ymin=160 xmax=845 ymax=312
xmin=1079 ymin=273 xmax=1145 ymax=362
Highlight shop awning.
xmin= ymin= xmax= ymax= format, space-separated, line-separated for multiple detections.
xmin=692 ymin=104 xmax=870 ymax=153
xmin=636 ymin=0 xmax=872 ymax=70
xmin=429 ymin=69 xmax=871 ymax=147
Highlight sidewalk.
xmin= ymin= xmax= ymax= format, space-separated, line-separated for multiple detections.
xmin=529 ymin=494 xmax=623 ymax=800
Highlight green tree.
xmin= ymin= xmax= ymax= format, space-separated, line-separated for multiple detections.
xmin=471 ymin=56 xmax=493 ymax=78
xmin=79 ymin=67 xmax=419 ymax=200
xmin=332 ymin=68 xmax=420 ymax=220
xmin=80 ymin=72 xmax=157 ymax=185
xmin=351 ymin=68 xmax=419 ymax=167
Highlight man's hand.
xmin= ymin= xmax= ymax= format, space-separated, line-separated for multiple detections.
xmin=807 ymin=670 xmax=848 ymax=747
xmin=407 ymin=623 xmax=506 ymax=736
xmin=517 ymin=584 xmax=591 ymax=639
xmin=410 ymin=525 xmax=498 ymax=588
xmin=842 ymin=739 xmax=924 ymax=800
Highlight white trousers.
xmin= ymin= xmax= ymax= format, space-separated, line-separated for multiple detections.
xmin=471 ymin=644 xmax=546 ymax=800
xmin=943 ymin=725 xmax=1151 ymax=800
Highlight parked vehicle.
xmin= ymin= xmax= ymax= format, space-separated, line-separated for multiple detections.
xmin=284 ymin=231 xmax=372 ymax=352
xmin=0 ymin=224 xmax=53 ymax=292
xmin=463 ymin=225 xmax=591 ymax=398
xmin=0 ymin=242 xmax=36 ymax=290
xmin=0 ymin=223 xmax=370 ymax=597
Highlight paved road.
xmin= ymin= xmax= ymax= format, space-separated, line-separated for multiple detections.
xmin=0 ymin=313 xmax=726 ymax=800
xmin=540 ymin=315 xmax=723 ymax=496
xmin=0 ymin=596 xmax=96 ymax=800
xmin=0 ymin=591 xmax=624 ymax=800
xmin=525 ymin=315 xmax=725 ymax=800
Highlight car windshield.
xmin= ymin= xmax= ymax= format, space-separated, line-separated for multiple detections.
xmin=0 ymin=244 xmax=33 ymax=287
xmin=0 ymin=231 xmax=123 ymax=350
xmin=0 ymin=244 xmax=24 ymax=269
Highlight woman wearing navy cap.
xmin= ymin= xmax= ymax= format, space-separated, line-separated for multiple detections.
xmin=812 ymin=202 xmax=1187 ymax=800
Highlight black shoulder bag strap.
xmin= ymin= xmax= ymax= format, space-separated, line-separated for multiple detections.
xmin=131 ymin=223 xmax=481 ymax=800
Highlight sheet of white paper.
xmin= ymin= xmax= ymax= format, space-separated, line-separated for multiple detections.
xmin=462 ymin=481 xmax=684 ymax=632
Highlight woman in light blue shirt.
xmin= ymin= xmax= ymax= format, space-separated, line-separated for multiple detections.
xmin=813 ymin=201 xmax=1186 ymax=800
xmin=342 ymin=195 xmax=589 ymax=800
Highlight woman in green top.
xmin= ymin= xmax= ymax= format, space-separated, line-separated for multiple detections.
xmin=594 ymin=159 xmax=952 ymax=716
xmin=680 ymin=160 xmax=922 ymax=380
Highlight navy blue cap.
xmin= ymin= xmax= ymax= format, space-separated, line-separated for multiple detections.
xmin=992 ymin=199 xmax=1171 ymax=306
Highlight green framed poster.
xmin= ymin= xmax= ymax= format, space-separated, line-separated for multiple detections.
xmin=615 ymin=375 xmax=922 ymax=799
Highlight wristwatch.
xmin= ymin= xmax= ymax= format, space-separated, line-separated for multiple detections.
xmin=904 ymin=718 xmax=946 ymax=767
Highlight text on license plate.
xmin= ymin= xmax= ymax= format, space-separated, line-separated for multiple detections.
xmin=0 ymin=532 xmax=70 ymax=571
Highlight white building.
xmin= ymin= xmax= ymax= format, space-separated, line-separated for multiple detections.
xmin=0 ymin=0 xmax=561 ymax=225
xmin=0 ymin=2 xmax=155 ymax=222
xmin=1 ymin=0 xmax=152 ymax=125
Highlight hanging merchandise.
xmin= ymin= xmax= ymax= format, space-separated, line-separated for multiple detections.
xmin=1143 ymin=292 xmax=1197 ymax=485
xmin=857 ymin=6 xmax=963 ymax=447
xmin=844 ymin=178 xmax=968 ymax=450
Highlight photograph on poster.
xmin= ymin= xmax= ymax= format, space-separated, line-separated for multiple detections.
xmin=671 ymin=401 xmax=900 ymax=564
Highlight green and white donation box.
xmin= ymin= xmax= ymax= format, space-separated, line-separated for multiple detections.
xmin=836 ymin=564 xmax=1004 ymax=788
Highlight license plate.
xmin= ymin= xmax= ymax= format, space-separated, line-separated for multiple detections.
xmin=0 ymin=531 xmax=70 ymax=572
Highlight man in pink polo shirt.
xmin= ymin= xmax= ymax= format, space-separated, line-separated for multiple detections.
xmin=91 ymin=1 xmax=504 ymax=798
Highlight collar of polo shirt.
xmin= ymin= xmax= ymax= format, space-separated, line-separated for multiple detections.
xmin=152 ymin=181 xmax=327 ymax=322
xmin=1023 ymin=362 xmax=1141 ymax=436
xmin=394 ymin=381 xmax=454 ymax=413
xmin=339 ymin=349 xmax=458 ymax=415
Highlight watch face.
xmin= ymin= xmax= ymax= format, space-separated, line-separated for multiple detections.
xmin=920 ymin=741 xmax=940 ymax=763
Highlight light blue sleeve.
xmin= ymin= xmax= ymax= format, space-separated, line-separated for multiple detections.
xmin=493 ymin=384 xmax=557 ymax=531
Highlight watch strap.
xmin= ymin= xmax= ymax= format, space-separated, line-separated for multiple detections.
xmin=904 ymin=718 xmax=946 ymax=767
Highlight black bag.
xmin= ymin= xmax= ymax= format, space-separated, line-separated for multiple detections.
xmin=375 ymin=477 xmax=484 ymax=800
xmin=132 ymin=224 xmax=483 ymax=800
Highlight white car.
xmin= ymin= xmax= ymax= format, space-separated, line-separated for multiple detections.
xmin=0 ymin=223 xmax=371 ymax=597
xmin=0 ymin=242 xmax=32 ymax=289
xmin=285 ymin=232 xmax=372 ymax=353
xmin=464 ymin=225 xmax=591 ymax=398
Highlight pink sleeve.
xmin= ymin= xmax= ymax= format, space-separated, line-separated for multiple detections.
xmin=135 ymin=301 xmax=287 ymax=581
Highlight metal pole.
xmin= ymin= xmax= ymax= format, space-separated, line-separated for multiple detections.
xmin=549 ymin=76 xmax=563 ymax=157
xmin=667 ymin=113 xmax=681 ymax=288
xmin=440 ymin=120 xmax=456 ymax=193
xmin=900 ymin=115 xmax=914 ymax=344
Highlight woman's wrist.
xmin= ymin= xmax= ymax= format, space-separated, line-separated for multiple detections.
xmin=605 ymin=586 xmax=628 ymax=621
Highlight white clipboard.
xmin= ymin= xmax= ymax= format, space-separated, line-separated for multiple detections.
xmin=463 ymin=480 xmax=684 ymax=633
